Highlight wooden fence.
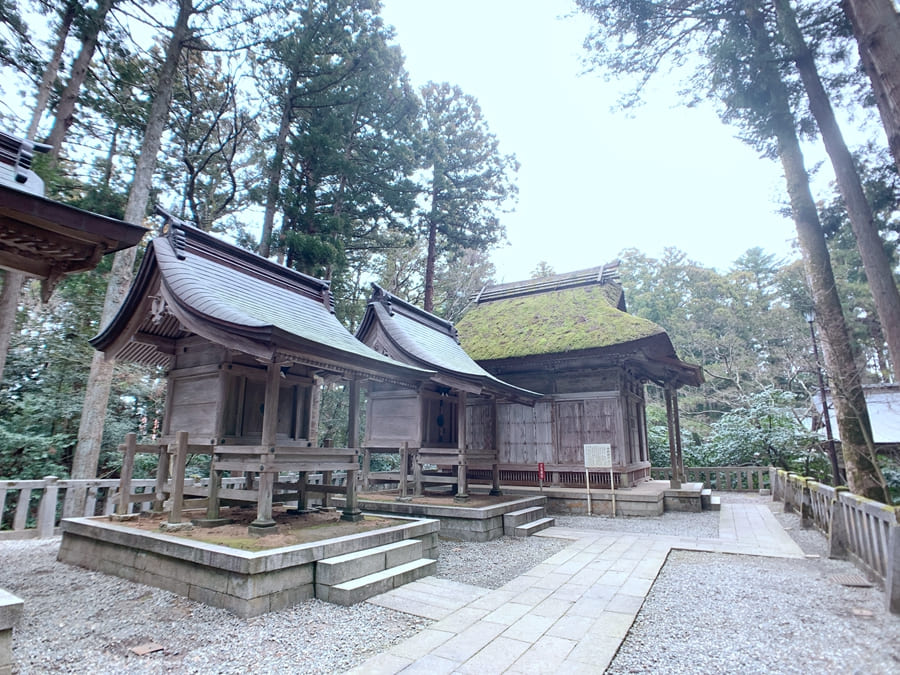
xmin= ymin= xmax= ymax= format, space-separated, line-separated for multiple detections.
xmin=650 ymin=466 xmax=770 ymax=491
xmin=0 ymin=472 xmax=347 ymax=540
xmin=770 ymin=468 xmax=900 ymax=614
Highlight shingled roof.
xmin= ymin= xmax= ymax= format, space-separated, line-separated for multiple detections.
xmin=456 ymin=263 xmax=703 ymax=388
xmin=356 ymin=284 xmax=540 ymax=404
xmin=91 ymin=223 xmax=431 ymax=384
xmin=0 ymin=128 xmax=146 ymax=300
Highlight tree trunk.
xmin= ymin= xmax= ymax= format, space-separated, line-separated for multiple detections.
xmin=423 ymin=164 xmax=442 ymax=313
xmin=776 ymin=0 xmax=900 ymax=380
xmin=424 ymin=214 xmax=437 ymax=313
xmin=842 ymin=0 xmax=900 ymax=173
xmin=746 ymin=1 xmax=888 ymax=502
xmin=0 ymin=271 xmax=25 ymax=384
xmin=46 ymin=0 xmax=117 ymax=158
xmin=71 ymin=0 xmax=194 ymax=481
xmin=259 ymin=59 xmax=301 ymax=258
xmin=27 ymin=0 xmax=77 ymax=140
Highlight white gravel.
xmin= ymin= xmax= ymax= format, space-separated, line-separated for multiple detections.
xmin=605 ymin=495 xmax=900 ymax=675
xmin=3 ymin=494 xmax=900 ymax=674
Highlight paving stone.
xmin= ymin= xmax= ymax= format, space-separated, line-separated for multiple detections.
xmin=454 ymin=636 xmax=531 ymax=674
xmin=545 ymin=613 xmax=595 ymax=641
xmin=430 ymin=606 xmax=490 ymax=633
xmin=605 ymin=592 xmax=645 ymax=615
xmin=430 ymin=620 xmax=506 ymax=662
xmin=482 ymin=601 xmax=532 ymax=626
xmin=501 ymin=612 xmax=555 ymax=643
xmin=395 ymin=652 xmax=460 ymax=675
xmin=388 ymin=629 xmax=455 ymax=660
xmin=508 ymin=634 xmax=577 ymax=674
xmin=530 ymin=597 xmax=573 ymax=622
xmin=344 ymin=651 xmax=412 ymax=675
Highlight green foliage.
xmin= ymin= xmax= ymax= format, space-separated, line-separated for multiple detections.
xmin=698 ymin=389 xmax=822 ymax=471
xmin=0 ymin=267 xmax=165 ymax=480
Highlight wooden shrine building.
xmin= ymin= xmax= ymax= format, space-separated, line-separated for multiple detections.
xmin=0 ymin=130 xmax=145 ymax=300
xmin=356 ymin=284 xmax=540 ymax=500
xmin=90 ymin=219 xmax=430 ymax=532
xmin=455 ymin=264 xmax=703 ymax=490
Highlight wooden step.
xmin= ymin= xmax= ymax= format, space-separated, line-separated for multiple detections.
xmin=316 ymin=539 xmax=423 ymax=586
xmin=503 ymin=506 xmax=546 ymax=534
xmin=513 ymin=517 xmax=555 ymax=537
xmin=317 ymin=558 xmax=437 ymax=605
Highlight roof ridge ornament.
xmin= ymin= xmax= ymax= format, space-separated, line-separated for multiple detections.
xmin=154 ymin=204 xmax=192 ymax=260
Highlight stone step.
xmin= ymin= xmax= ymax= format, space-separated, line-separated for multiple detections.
xmin=318 ymin=558 xmax=437 ymax=606
xmin=701 ymin=488 xmax=712 ymax=510
xmin=710 ymin=496 xmax=721 ymax=511
xmin=513 ymin=517 xmax=555 ymax=537
xmin=316 ymin=539 xmax=423 ymax=586
xmin=503 ymin=506 xmax=546 ymax=534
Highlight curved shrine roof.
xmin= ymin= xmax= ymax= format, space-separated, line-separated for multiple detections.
xmin=356 ymin=284 xmax=540 ymax=403
xmin=92 ymin=223 xmax=431 ymax=384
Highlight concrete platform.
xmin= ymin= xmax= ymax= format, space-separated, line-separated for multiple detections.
xmin=57 ymin=513 xmax=439 ymax=617
xmin=351 ymin=501 xmax=803 ymax=674
xmin=467 ymin=480 xmax=705 ymax=517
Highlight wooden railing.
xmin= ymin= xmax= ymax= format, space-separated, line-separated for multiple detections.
xmin=650 ymin=466 xmax=770 ymax=491
xmin=770 ymin=468 xmax=900 ymax=614
xmin=0 ymin=472 xmax=347 ymax=540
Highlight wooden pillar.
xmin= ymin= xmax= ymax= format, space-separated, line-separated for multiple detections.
xmin=490 ymin=398 xmax=502 ymax=496
xmin=308 ymin=375 xmax=321 ymax=446
xmin=342 ymin=379 xmax=363 ymax=521
xmin=250 ymin=361 xmax=281 ymax=531
xmin=152 ymin=445 xmax=169 ymax=512
xmin=117 ymin=433 xmax=137 ymax=516
xmin=322 ymin=470 xmax=332 ymax=507
xmin=671 ymin=386 xmax=686 ymax=482
xmin=455 ymin=391 xmax=469 ymax=502
xmin=169 ymin=431 xmax=189 ymax=524
xmin=399 ymin=442 xmax=409 ymax=499
xmin=362 ymin=448 xmax=371 ymax=491
xmin=664 ymin=387 xmax=681 ymax=489
xmin=413 ymin=447 xmax=423 ymax=496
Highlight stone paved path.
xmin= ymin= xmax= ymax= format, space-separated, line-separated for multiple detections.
xmin=350 ymin=503 xmax=803 ymax=674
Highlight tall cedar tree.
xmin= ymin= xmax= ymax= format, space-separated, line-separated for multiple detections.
xmin=416 ymin=82 xmax=517 ymax=312
xmin=774 ymin=0 xmax=900 ymax=379
xmin=71 ymin=0 xmax=195 ymax=485
xmin=577 ymin=0 xmax=888 ymax=501
xmin=260 ymin=0 xmax=419 ymax=294
xmin=842 ymin=0 xmax=900 ymax=173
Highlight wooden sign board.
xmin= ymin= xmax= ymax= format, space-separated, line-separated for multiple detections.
xmin=584 ymin=443 xmax=612 ymax=468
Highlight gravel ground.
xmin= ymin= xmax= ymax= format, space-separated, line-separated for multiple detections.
xmin=1 ymin=533 xmax=565 ymax=674
xmin=3 ymin=494 xmax=899 ymax=674
xmin=606 ymin=494 xmax=900 ymax=675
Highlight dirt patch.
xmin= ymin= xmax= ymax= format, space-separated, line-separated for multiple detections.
xmin=111 ymin=508 xmax=398 ymax=551
xmin=358 ymin=491 xmax=521 ymax=508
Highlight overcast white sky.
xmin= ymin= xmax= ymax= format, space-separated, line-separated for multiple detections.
xmin=380 ymin=0 xmax=803 ymax=282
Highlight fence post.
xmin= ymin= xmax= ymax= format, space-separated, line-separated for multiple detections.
xmin=887 ymin=524 xmax=900 ymax=614
xmin=117 ymin=434 xmax=137 ymax=516
xmin=168 ymin=431 xmax=189 ymax=524
xmin=827 ymin=487 xmax=849 ymax=559
xmin=800 ymin=477 xmax=813 ymax=529
xmin=36 ymin=476 xmax=59 ymax=538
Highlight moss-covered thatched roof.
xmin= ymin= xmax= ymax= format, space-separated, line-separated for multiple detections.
xmin=456 ymin=283 xmax=666 ymax=361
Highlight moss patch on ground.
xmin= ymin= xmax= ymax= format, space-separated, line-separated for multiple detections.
xmin=114 ymin=508 xmax=398 ymax=551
